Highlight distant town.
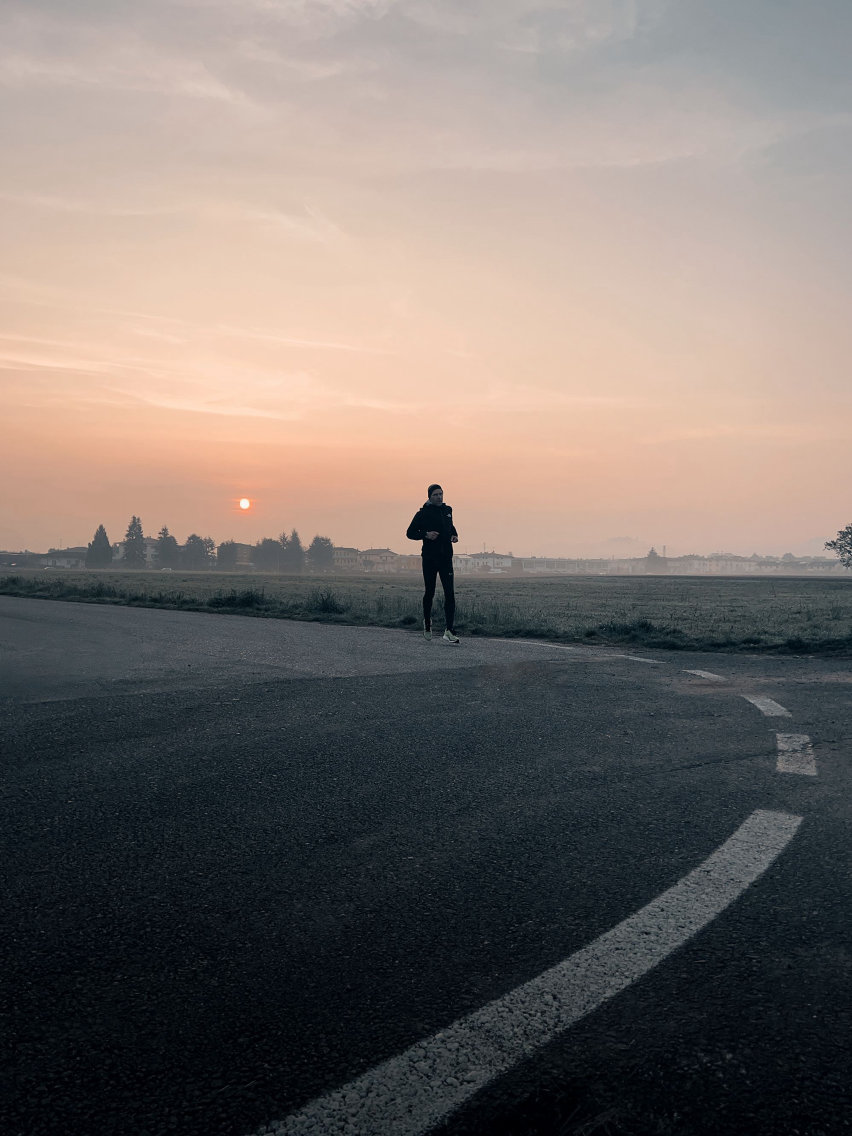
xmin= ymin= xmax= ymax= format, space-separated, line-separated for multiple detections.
xmin=1 ymin=534 xmax=848 ymax=576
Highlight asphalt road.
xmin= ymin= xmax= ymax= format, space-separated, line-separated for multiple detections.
xmin=2 ymin=596 xmax=851 ymax=1136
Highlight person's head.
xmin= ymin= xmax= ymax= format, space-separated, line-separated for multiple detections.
xmin=427 ymin=484 xmax=444 ymax=504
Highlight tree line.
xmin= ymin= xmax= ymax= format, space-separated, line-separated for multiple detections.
xmin=85 ymin=518 xmax=335 ymax=572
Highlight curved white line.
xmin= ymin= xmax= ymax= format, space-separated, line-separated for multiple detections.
xmin=254 ymin=809 xmax=802 ymax=1136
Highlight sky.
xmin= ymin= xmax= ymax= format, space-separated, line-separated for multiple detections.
xmin=2 ymin=0 xmax=851 ymax=558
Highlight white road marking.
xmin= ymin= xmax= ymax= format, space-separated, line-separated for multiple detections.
xmin=488 ymin=640 xmax=659 ymax=665
xmin=742 ymin=695 xmax=792 ymax=717
xmin=685 ymin=669 xmax=726 ymax=681
xmin=488 ymin=639 xmax=579 ymax=652
xmin=255 ymin=810 xmax=802 ymax=1136
xmin=776 ymin=734 xmax=817 ymax=776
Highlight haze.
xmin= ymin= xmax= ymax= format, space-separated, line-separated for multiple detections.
xmin=3 ymin=0 xmax=851 ymax=558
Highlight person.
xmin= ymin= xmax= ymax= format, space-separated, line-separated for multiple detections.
xmin=406 ymin=484 xmax=460 ymax=643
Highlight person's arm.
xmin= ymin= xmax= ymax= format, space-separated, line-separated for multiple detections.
xmin=406 ymin=510 xmax=425 ymax=541
xmin=451 ymin=521 xmax=458 ymax=543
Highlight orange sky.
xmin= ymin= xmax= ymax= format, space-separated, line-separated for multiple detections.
xmin=3 ymin=0 xmax=851 ymax=557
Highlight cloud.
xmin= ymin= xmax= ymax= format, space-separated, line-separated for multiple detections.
xmin=397 ymin=0 xmax=666 ymax=51
xmin=0 ymin=190 xmax=189 ymax=218
xmin=3 ymin=0 xmax=842 ymax=179
xmin=0 ymin=49 xmax=252 ymax=104
xmin=102 ymin=385 xmax=310 ymax=421
xmin=0 ymin=351 xmax=117 ymax=375
xmin=232 ymin=203 xmax=347 ymax=244
xmin=0 ymin=187 xmax=349 ymax=250
xmin=103 ymin=366 xmax=425 ymax=419
xmin=214 ymin=324 xmax=393 ymax=354
xmin=0 ymin=329 xmax=421 ymax=420
xmin=0 ymin=272 xmax=93 ymax=310
xmin=639 ymin=420 xmax=852 ymax=446
xmin=483 ymin=384 xmax=648 ymax=410
xmin=169 ymin=0 xmax=397 ymax=20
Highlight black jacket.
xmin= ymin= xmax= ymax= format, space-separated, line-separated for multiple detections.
xmin=406 ymin=502 xmax=458 ymax=559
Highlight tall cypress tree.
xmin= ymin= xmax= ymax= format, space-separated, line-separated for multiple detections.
xmin=85 ymin=524 xmax=113 ymax=568
xmin=156 ymin=526 xmax=181 ymax=569
xmin=123 ymin=516 xmax=146 ymax=569
xmin=282 ymin=529 xmax=305 ymax=574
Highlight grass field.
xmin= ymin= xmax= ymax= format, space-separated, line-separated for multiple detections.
xmin=3 ymin=568 xmax=852 ymax=654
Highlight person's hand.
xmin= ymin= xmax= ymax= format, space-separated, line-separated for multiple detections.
xmin=451 ymin=535 xmax=458 ymax=543
xmin=425 ymin=531 xmax=439 ymax=540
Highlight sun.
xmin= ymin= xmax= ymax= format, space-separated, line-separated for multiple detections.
xmin=239 ymin=498 xmax=251 ymax=510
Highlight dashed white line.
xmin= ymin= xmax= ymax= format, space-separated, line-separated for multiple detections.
xmin=742 ymin=695 xmax=792 ymax=718
xmin=617 ymin=655 xmax=661 ymax=665
xmin=685 ymin=669 xmax=726 ymax=681
xmin=254 ymin=810 xmax=803 ymax=1136
xmin=776 ymin=734 xmax=817 ymax=776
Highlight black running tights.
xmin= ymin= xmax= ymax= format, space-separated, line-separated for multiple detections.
xmin=422 ymin=558 xmax=455 ymax=631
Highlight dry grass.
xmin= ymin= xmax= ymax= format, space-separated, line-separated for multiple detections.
xmin=2 ymin=569 xmax=852 ymax=654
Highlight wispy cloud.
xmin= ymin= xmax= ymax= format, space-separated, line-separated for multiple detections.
xmin=231 ymin=203 xmax=347 ymax=244
xmin=0 ymin=50 xmax=253 ymax=104
xmin=401 ymin=0 xmax=664 ymax=50
xmin=0 ymin=351 xmax=118 ymax=375
xmin=640 ymin=420 xmax=852 ymax=445
xmin=103 ymin=386 xmax=310 ymax=421
xmin=214 ymin=324 xmax=392 ymax=354
xmin=483 ymin=384 xmax=649 ymax=410
xmin=103 ymin=367 xmax=424 ymax=419
xmin=1 ymin=334 xmax=421 ymax=420
xmin=0 ymin=190 xmax=189 ymax=218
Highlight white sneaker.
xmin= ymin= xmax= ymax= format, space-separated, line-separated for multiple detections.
xmin=442 ymin=629 xmax=460 ymax=644
xmin=423 ymin=622 xmax=432 ymax=640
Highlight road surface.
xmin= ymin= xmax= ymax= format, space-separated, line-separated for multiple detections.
xmin=2 ymin=596 xmax=850 ymax=1135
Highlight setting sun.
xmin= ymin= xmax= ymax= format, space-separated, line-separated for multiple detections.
xmin=239 ymin=498 xmax=251 ymax=511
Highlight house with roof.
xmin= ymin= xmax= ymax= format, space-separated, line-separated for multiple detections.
xmin=358 ymin=548 xmax=399 ymax=572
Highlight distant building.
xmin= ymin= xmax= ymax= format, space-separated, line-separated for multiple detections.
xmin=358 ymin=548 xmax=399 ymax=572
xmin=518 ymin=556 xmax=612 ymax=574
xmin=332 ymin=547 xmax=360 ymax=571
xmin=464 ymin=551 xmax=514 ymax=573
xmin=395 ymin=554 xmax=422 ymax=572
xmin=231 ymin=543 xmax=254 ymax=567
xmin=43 ymin=547 xmax=87 ymax=569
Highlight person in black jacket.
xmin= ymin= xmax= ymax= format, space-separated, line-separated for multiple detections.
xmin=406 ymin=484 xmax=460 ymax=642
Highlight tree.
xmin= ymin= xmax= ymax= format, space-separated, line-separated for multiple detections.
xmin=825 ymin=525 xmax=852 ymax=569
xmin=85 ymin=524 xmax=113 ymax=568
xmin=156 ymin=526 xmax=181 ymax=569
xmin=644 ymin=547 xmax=666 ymax=574
xmin=123 ymin=515 xmax=146 ymax=569
xmin=281 ymin=529 xmax=305 ymax=574
xmin=307 ymin=535 xmax=334 ymax=573
xmin=217 ymin=540 xmax=239 ymax=572
xmin=253 ymin=537 xmax=285 ymax=572
xmin=182 ymin=533 xmax=213 ymax=570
